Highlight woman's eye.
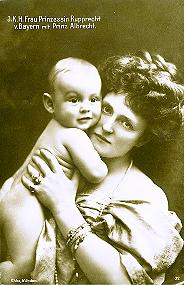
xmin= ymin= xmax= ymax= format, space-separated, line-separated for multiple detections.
xmin=102 ymin=105 xmax=112 ymax=115
xmin=68 ymin=97 xmax=79 ymax=103
xmin=91 ymin=97 xmax=100 ymax=102
xmin=120 ymin=120 xmax=133 ymax=130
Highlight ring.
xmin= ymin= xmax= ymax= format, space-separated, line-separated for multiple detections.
xmin=29 ymin=185 xmax=35 ymax=194
xmin=32 ymin=174 xmax=42 ymax=185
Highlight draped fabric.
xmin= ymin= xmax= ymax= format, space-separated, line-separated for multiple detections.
xmin=31 ymin=171 xmax=183 ymax=284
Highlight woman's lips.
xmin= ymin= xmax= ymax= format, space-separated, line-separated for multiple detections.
xmin=94 ymin=133 xmax=111 ymax=144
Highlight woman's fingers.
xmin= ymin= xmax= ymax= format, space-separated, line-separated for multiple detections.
xmin=27 ymin=164 xmax=41 ymax=178
xmin=22 ymin=175 xmax=38 ymax=194
xmin=59 ymin=166 xmax=73 ymax=179
xmin=27 ymin=149 xmax=65 ymax=179
xmin=58 ymin=159 xmax=74 ymax=170
xmin=40 ymin=149 xmax=61 ymax=173
xmin=32 ymin=155 xmax=51 ymax=176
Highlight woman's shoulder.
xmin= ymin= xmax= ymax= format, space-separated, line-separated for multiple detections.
xmin=118 ymin=164 xmax=168 ymax=210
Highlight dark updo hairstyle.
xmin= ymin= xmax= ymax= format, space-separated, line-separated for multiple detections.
xmin=98 ymin=51 xmax=184 ymax=141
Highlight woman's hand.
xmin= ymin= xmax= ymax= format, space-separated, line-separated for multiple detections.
xmin=22 ymin=150 xmax=131 ymax=284
xmin=22 ymin=149 xmax=79 ymax=214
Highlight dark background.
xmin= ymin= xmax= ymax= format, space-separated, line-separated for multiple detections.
xmin=0 ymin=0 xmax=183 ymax=282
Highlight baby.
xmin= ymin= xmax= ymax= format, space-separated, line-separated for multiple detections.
xmin=0 ymin=58 xmax=107 ymax=282
xmin=12 ymin=57 xmax=107 ymax=188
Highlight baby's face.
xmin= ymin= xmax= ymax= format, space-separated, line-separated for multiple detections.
xmin=53 ymin=67 xmax=102 ymax=130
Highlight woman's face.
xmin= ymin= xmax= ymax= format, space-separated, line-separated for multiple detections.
xmin=90 ymin=93 xmax=147 ymax=158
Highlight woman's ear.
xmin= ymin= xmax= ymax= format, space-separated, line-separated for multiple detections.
xmin=136 ymin=132 xmax=151 ymax=147
xmin=43 ymin=93 xmax=54 ymax=114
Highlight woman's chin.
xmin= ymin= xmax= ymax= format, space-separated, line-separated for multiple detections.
xmin=92 ymin=142 xmax=110 ymax=158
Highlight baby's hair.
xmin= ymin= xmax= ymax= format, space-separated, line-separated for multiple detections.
xmin=99 ymin=51 xmax=184 ymax=141
xmin=49 ymin=57 xmax=98 ymax=94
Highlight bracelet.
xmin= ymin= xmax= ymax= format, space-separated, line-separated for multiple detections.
xmin=70 ymin=232 xmax=87 ymax=255
xmin=66 ymin=223 xmax=91 ymax=255
xmin=66 ymin=222 xmax=88 ymax=246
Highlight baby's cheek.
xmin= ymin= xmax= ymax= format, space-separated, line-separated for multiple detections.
xmin=92 ymin=115 xmax=101 ymax=126
xmin=95 ymin=106 xmax=102 ymax=119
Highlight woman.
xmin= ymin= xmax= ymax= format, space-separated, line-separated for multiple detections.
xmin=4 ymin=52 xmax=184 ymax=284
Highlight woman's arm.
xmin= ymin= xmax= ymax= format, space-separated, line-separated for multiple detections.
xmin=53 ymin=203 xmax=130 ymax=284
xmin=22 ymin=149 xmax=131 ymax=284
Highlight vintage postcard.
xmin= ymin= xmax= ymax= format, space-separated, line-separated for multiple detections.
xmin=0 ymin=1 xmax=183 ymax=284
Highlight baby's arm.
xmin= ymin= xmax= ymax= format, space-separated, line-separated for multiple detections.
xmin=0 ymin=183 xmax=44 ymax=283
xmin=63 ymin=128 xmax=108 ymax=183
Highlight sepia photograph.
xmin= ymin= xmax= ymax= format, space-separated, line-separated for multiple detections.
xmin=0 ymin=0 xmax=184 ymax=284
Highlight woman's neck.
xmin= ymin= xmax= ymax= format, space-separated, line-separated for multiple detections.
xmin=102 ymin=154 xmax=132 ymax=175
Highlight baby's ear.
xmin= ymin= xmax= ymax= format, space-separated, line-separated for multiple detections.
xmin=43 ymin=93 xmax=54 ymax=114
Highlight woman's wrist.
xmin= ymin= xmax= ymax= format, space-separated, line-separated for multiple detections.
xmin=50 ymin=194 xmax=76 ymax=215
xmin=51 ymin=200 xmax=75 ymax=218
xmin=51 ymin=202 xmax=86 ymax=239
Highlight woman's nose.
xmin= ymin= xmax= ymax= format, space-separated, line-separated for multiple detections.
xmin=102 ymin=118 xmax=114 ymax=133
xmin=80 ymin=101 xmax=90 ymax=113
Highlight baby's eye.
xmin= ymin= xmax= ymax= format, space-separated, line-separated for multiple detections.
xmin=102 ymin=105 xmax=112 ymax=115
xmin=90 ymin=97 xmax=100 ymax=103
xmin=119 ymin=119 xmax=133 ymax=130
xmin=68 ymin=97 xmax=79 ymax=103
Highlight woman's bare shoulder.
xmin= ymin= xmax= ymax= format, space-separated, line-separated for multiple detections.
xmin=121 ymin=165 xmax=168 ymax=210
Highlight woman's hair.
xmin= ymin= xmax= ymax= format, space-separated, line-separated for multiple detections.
xmin=98 ymin=51 xmax=184 ymax=140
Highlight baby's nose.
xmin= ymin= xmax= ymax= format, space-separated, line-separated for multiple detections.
xmin=80 ymin=101 xmax=91 ymax=113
